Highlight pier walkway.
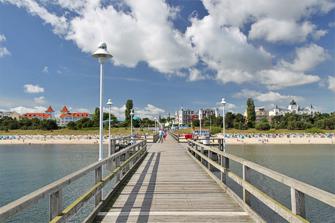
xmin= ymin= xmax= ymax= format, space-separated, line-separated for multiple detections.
xmin=94 ymin=136 xmax=254 ymax=222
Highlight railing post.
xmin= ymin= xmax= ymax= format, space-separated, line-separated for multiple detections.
xmin=243 ymin=165 xmax=251 ymax=205
xmin=220 ymin=155 xmax=223 ymax=182
xmin=223 ymin=157 xmax=229 ymax=184
xmin=291 ymin=188 xmax=306 ymax=218
xmin=49 ymin=190 xmax=62 ymax=221
xmin=207 ymin=149 xmax=211 ymax=170
xmin=218 ymin=138 xmax=224 ymax=151
xmin=95 ymin=166 xmax=102 ymax=206
xmin=111 ymin=139 xmax=116 ymax=155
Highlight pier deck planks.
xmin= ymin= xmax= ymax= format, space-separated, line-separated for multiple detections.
xmin=94 ymin=136 xmax=254 ymax=223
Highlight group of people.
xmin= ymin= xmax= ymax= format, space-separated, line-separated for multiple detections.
xmin=158 ymin=129 xmax=167 ymax=143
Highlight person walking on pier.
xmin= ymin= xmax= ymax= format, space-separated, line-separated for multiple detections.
xmin=158 ymin=129 xmax=164 ymax=143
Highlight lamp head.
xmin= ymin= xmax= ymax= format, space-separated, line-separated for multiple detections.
xmin=92 ymin=42 xmax=113 ymax=62
xmin=106 ymin=98 xmax=112 ymax=106
xmin=221 ymin=98 xmax=226 ymax=106
xmin=198 ymin=109 xmax=203 ymax=119
xmin=130 ymin=109 xmax=134 ymax=116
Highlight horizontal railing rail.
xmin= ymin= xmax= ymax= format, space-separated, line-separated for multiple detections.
xmin=187 ymin=140 xmax=335 ymax=223
xmin=169 ymin=132 xmax=180 ymax=142
xmin=138 ymin=133 xmax=159 ymax=143
xmin=0 ymin=140 xmax=147 ymax=223
xmin=169 ymin=132 xmax=221 ymax=144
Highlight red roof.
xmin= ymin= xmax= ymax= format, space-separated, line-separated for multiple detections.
xmin=22 ymin=113 xmax=51 ymax=119
xmin=60 ymin=106 xmax=69 ymax=113
xmin=45 ymin=106 xmax=54 ymax=113
xmin=59 ymin=112 xmax=89 ymax=119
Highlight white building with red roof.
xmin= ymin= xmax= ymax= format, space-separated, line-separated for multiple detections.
xmin=22 ymin=106 xmax=55 ymax=120
xmin=57 ymin=106 xmax=91 ymax=127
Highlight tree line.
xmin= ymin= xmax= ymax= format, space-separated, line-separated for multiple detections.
xmin=191 ymin=98 xmax=335 ymax=132
xmin=0 ymin=99 xmax=158 ymax=131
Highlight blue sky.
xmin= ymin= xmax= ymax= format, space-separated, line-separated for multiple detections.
xmin=0 ymin=0 xmax=334 ymax=119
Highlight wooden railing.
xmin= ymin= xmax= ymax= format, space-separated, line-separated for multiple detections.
xmin=170 ymin=132 xmax=221 ymax=144
xmin=0 ymin=140 xmax=147 ymax=223
xmin=187 ymin=140 xmax=335 ymax=223
xmin=138 ymin=133 xmax=159 ymax=143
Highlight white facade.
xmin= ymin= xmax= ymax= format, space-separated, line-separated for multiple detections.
xmin=269 ymin=100 xmax=317 ymax=117
xmin=0 ymin=111 xmax=20 ymax=120
xmin=174 ymin=108 xmax=194 ymax=125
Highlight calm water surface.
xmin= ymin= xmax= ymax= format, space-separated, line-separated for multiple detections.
xmin=226 ymin=144 xmax=335 ymax=223
xmin=0 ymin=144 xmax=334 ymax=222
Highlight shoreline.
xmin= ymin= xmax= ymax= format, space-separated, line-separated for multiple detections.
xmin=0 ymin=134 xmax=334 ymax=145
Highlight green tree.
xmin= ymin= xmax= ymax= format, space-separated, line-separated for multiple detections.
xmin=92 ymin=107 xmax=100 ymax=127
xmin=67 ymin=121 xmax=77 ymax=130
xmin=246 ymin=98 xmax=256 ymax=128
xmin=40 ymin=120 xmax=58 ymax=130
xmin=256 ymin=118 xmax=271 ymax=131
xmin=225 ymin=112 xmax=235 ymax=129
xmin=234 ymin=113 xmax=247 ymax=130
xmin=125 ymin=99 xmax=133 ymax=124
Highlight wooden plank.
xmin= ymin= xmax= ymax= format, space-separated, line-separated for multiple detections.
xmin=96 ymin=136 xmax=255 ymax=223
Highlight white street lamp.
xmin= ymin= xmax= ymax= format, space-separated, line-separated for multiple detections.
xmin=107 ymin=99 xmax=112 ymax=156
xmin=130 ymin=109 xmax=134 ymax=143
xmin=92 ymin=42 xmax=112 ymax=161
xmin=154 ymin=117 xmax=157 ymax=132
xmin=199 ymin=109 xmax=203 ymax=137
xmin=221 ymin=98 xmax=226 ymax=151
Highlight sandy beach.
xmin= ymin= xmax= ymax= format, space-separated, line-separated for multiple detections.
xmin=0 ymin=135 xmax=117 ymax=145
xmin=0 ymin=134 xmax=334 ymax=145
xmin=214 ymin=133 xmax=335 ymax=145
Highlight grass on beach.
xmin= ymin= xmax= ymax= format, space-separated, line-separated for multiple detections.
xmin=174 ymin=127 xmax=335 ymax=134
xmin=0 ymin=128 xmax=155 ymax=135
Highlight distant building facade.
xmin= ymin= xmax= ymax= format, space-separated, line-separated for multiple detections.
xmin=21 ymin=106 xmax=55 ymax=120
xmin=0 ymin=111 xmax=20 ymax=120
xmin=57 ymin=106 xmax=91 ymax=127
xmin=244 ymin=107 xmax=269 ymax=122
xmin=174 ymin=107 xmax=220 ymax=126
xmin=202 ymin=108 xmax=219 ymax=118
xmin=269 ymin=100 xmax=317 ymax=117
xmin=174 ymin=108 xmax=194 ymax=126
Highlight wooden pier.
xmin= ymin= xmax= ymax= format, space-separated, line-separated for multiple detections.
xmin=94 ymin=136 xmax=254 ymax=222
xmin=1 ymin=134 xmax=334 ymax=223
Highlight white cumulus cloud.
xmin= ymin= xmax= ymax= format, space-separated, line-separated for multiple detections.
xmin=258 ymin=69 xmax=320 ymax=89
xmin=280 ymin=44 xmax=329 ymax=72
xmin=10 ymin=106 xmax=47 ymax=114
xmin=105 ymin=104 xmax=165 ymax=120
xmin=234 ymin=89 xmax=302 ymax=102
xmin=24 ymin=84 xmax=45 ymax=93
xmin=249 ymin=19 xmax=320 ymax=43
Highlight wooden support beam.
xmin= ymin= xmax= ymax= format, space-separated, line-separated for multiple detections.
xmin=95 ymin=166 xmax=102 ymax=206
xmin=223 ymin=157 xmax=229 ymax=184
xmin=49 ymin=190 xmax=62 ymax=221
xmin=243 ymin=165 xmax=251 ymax=205
xmin=291 ymin=188 xmax=306 ymax=218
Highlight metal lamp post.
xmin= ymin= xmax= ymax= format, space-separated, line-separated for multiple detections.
xmin=107 ymin=99 xmax=112 ymax=156
xmin=154 ymin=117 xmax=157 ymax=132
xmin=130 ymin=109 xmax=134 ymax=143
xmin=199 ymin=109 xmax=203 ymax=137
xmin=92 ymin=43 xmax=112 ymax=161
xmin=221 ymin=98 xmax=226 ymax=151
